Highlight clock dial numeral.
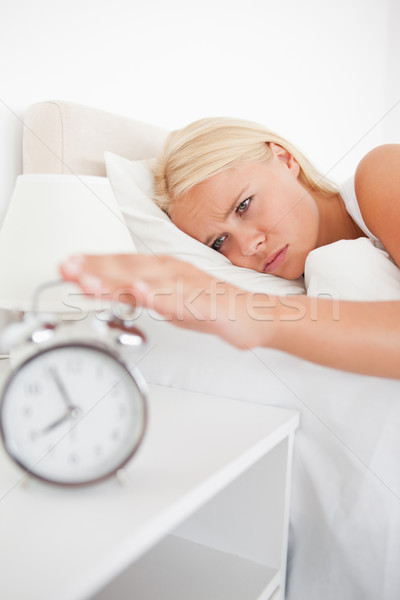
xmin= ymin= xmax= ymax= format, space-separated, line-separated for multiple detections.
xmin=24 ymin=382 xmax=41 ymax=395
xmin=118 ymin=404 xmax=127 ymax=418
xmin=68 ymin=453 xmax=80 ymax=465
xmin=46 ymin=444 xmax=56 ymax=457
xmin=93 ymin=444 xmax=103 ymax=457
xmin=22 ymin=406 xmax=34 ymax=418
xmin=111 ymin=429 xmax=121 ymax=441
xmin=110 ymin=386 xmax=120 ymax=398
xmin=66 ymin=357 xmax=82 ymax=374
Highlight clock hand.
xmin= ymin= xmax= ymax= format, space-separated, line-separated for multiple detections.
xmin=39 ymin=405 xmax=82 ymax=435
xmin=49 ymin=366 xmax=80 ymax=413
xmin=40 ymin=412 xmax=72 ymax=434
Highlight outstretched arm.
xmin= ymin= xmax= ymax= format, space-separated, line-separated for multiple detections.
xmin=60 ymin=254 xmax=400 ymax=380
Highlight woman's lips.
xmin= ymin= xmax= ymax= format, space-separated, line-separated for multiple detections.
xmin=263 ymin=245 xmax=288 ymax=273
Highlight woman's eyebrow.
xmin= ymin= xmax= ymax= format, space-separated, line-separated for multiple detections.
xmin=223 ymin=185 xmax=250 ymax=219
xmin=204 ymin=184 xmax=250 ymax=246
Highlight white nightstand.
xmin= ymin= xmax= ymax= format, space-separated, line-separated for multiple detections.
xmin=0 ymin=363 xmax=299 ymax=600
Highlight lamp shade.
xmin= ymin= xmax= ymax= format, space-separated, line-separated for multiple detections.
xmin=0 ymin=175 xmax=137 ymax=313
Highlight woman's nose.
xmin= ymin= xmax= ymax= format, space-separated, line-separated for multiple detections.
xmin=240 ymin=232 xmax=266 ymax=256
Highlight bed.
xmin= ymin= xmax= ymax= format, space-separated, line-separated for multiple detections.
xmin=18 ymin=100 xmax=400 ymax=599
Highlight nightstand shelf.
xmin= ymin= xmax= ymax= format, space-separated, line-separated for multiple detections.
xmin=104 ymin=534 xmax=280 ymax=600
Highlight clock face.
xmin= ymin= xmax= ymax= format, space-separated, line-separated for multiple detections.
xmin=0 ymin=343 xmax=147 ymax=485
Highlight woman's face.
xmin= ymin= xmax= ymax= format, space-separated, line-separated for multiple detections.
xmin=169 ymin=144 xmax=320 ymax=280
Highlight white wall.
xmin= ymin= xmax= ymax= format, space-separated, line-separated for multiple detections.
xmin=0 ymin=0 xmax=397 ymax=220
xmin=384 ymin=0 xmax=400 ymax=142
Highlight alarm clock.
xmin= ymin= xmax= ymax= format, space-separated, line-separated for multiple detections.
xmin=0 ymin=295 xmax=148 ymax=487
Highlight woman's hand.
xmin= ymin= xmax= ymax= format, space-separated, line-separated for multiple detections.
xmin=59 ymin=253 xmax=277 ymax=350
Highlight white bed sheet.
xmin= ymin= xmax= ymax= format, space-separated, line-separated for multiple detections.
xmin=127 ymin=308 xmax=400 ymax=600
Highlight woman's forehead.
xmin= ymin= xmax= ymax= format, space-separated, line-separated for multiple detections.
xmin=171 ymin=170 xmax=239 ymax=219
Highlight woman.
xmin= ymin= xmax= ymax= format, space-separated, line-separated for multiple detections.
xmin=60 ymin=118 xmax=400 ymax=379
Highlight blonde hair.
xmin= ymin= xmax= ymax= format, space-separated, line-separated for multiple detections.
xmin=153 ymin=117 xmax=337 ymax=213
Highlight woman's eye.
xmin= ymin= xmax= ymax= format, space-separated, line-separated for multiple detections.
xmin=236 ymin=197 xmax=252 ymax=214
xmin=211 ymin=235 xmax=226 ymax=251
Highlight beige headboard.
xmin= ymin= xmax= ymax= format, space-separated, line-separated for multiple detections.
xmin=23 ymin=100 xmax=168 ymax=176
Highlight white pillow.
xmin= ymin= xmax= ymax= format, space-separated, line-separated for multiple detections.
xmin=104 ymin=152 xmax=306 ymax=296
xmin=305 ymin=238 xmax=400 ymax=300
